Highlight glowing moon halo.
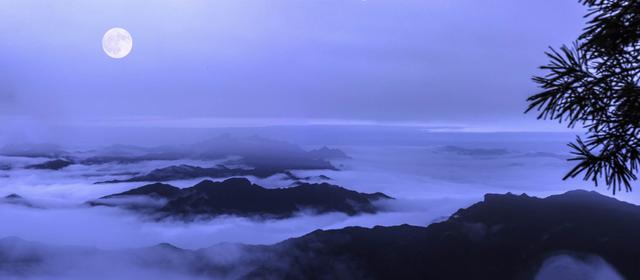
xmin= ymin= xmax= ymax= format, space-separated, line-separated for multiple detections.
xmin=102 ymin=27 xmax=133 ymax=59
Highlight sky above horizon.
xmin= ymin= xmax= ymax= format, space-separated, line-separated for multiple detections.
xmin=0 ymin=0 xmax=587 ymax=139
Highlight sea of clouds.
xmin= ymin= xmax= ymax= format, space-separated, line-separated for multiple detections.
xmin=0 ymin=130 xmax=634 ymax=279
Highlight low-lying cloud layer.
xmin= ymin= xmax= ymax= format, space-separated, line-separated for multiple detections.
xmin=0 ymin=132 xmax=630 ymax=250
xmin=0 ymin=129 xmax=634 ymax=278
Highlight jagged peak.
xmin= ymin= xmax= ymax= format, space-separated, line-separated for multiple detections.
xmin=482 ymin=189 xmax=619 ymax=205
xmin=100 ymin=182 xmax=180 ymax=199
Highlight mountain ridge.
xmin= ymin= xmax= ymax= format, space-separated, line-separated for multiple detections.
xmin=89 ymin=178 xmax=393 ymax=219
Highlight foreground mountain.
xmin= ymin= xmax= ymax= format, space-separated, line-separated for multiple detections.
xmin=247 ymin=189 xmax=640 ymax=279
xmin=89 ymin=178 xmax=392 ymax=219
xmin=5 ymin=190 xmax=639 ymax=279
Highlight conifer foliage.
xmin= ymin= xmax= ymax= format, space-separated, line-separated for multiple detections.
xmin=527 ymin=0 xmax=640 ymax=193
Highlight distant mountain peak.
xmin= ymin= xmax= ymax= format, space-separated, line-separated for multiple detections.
xmin=25 ymin=159 xmax=74 ymax=171
xmin=4 ymin=193 xmax=23 ymax=199
xmin=1 ymin=193 xmax=35 ymax=208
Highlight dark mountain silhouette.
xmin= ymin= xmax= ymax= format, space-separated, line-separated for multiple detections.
xmin=102 ymin=183 xmax=181 ymax=199
xmin=1 ymin=194 xmax=35 ymax=208
xmin=287 ymin=174 xmax=334 ymax=188
xmin=94 ymin=164 xmax=305 ymax=184
xmin=6 ymin=190 xmax=640 ymax=279
xmin=362 ymin=192 xmax=393 ymax=201
xmin=90 ymin=178 xmax=392 ymax=219
xmin=25 ymin=159 xmax=73 ymax=170
xmin=243 ymin=189 xmax=640 ymax=279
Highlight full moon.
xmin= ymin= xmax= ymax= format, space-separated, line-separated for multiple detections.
xmin=102 ymin=27 xmax=132 ymax=59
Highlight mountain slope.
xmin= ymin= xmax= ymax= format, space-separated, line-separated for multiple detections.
xmin=90 ymin=178 xmax=392 ymax=219
xmin=245 ymin=190 xmax=640 ymax=279
xmin=4 ymin=190 xmax=640 ymax=279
